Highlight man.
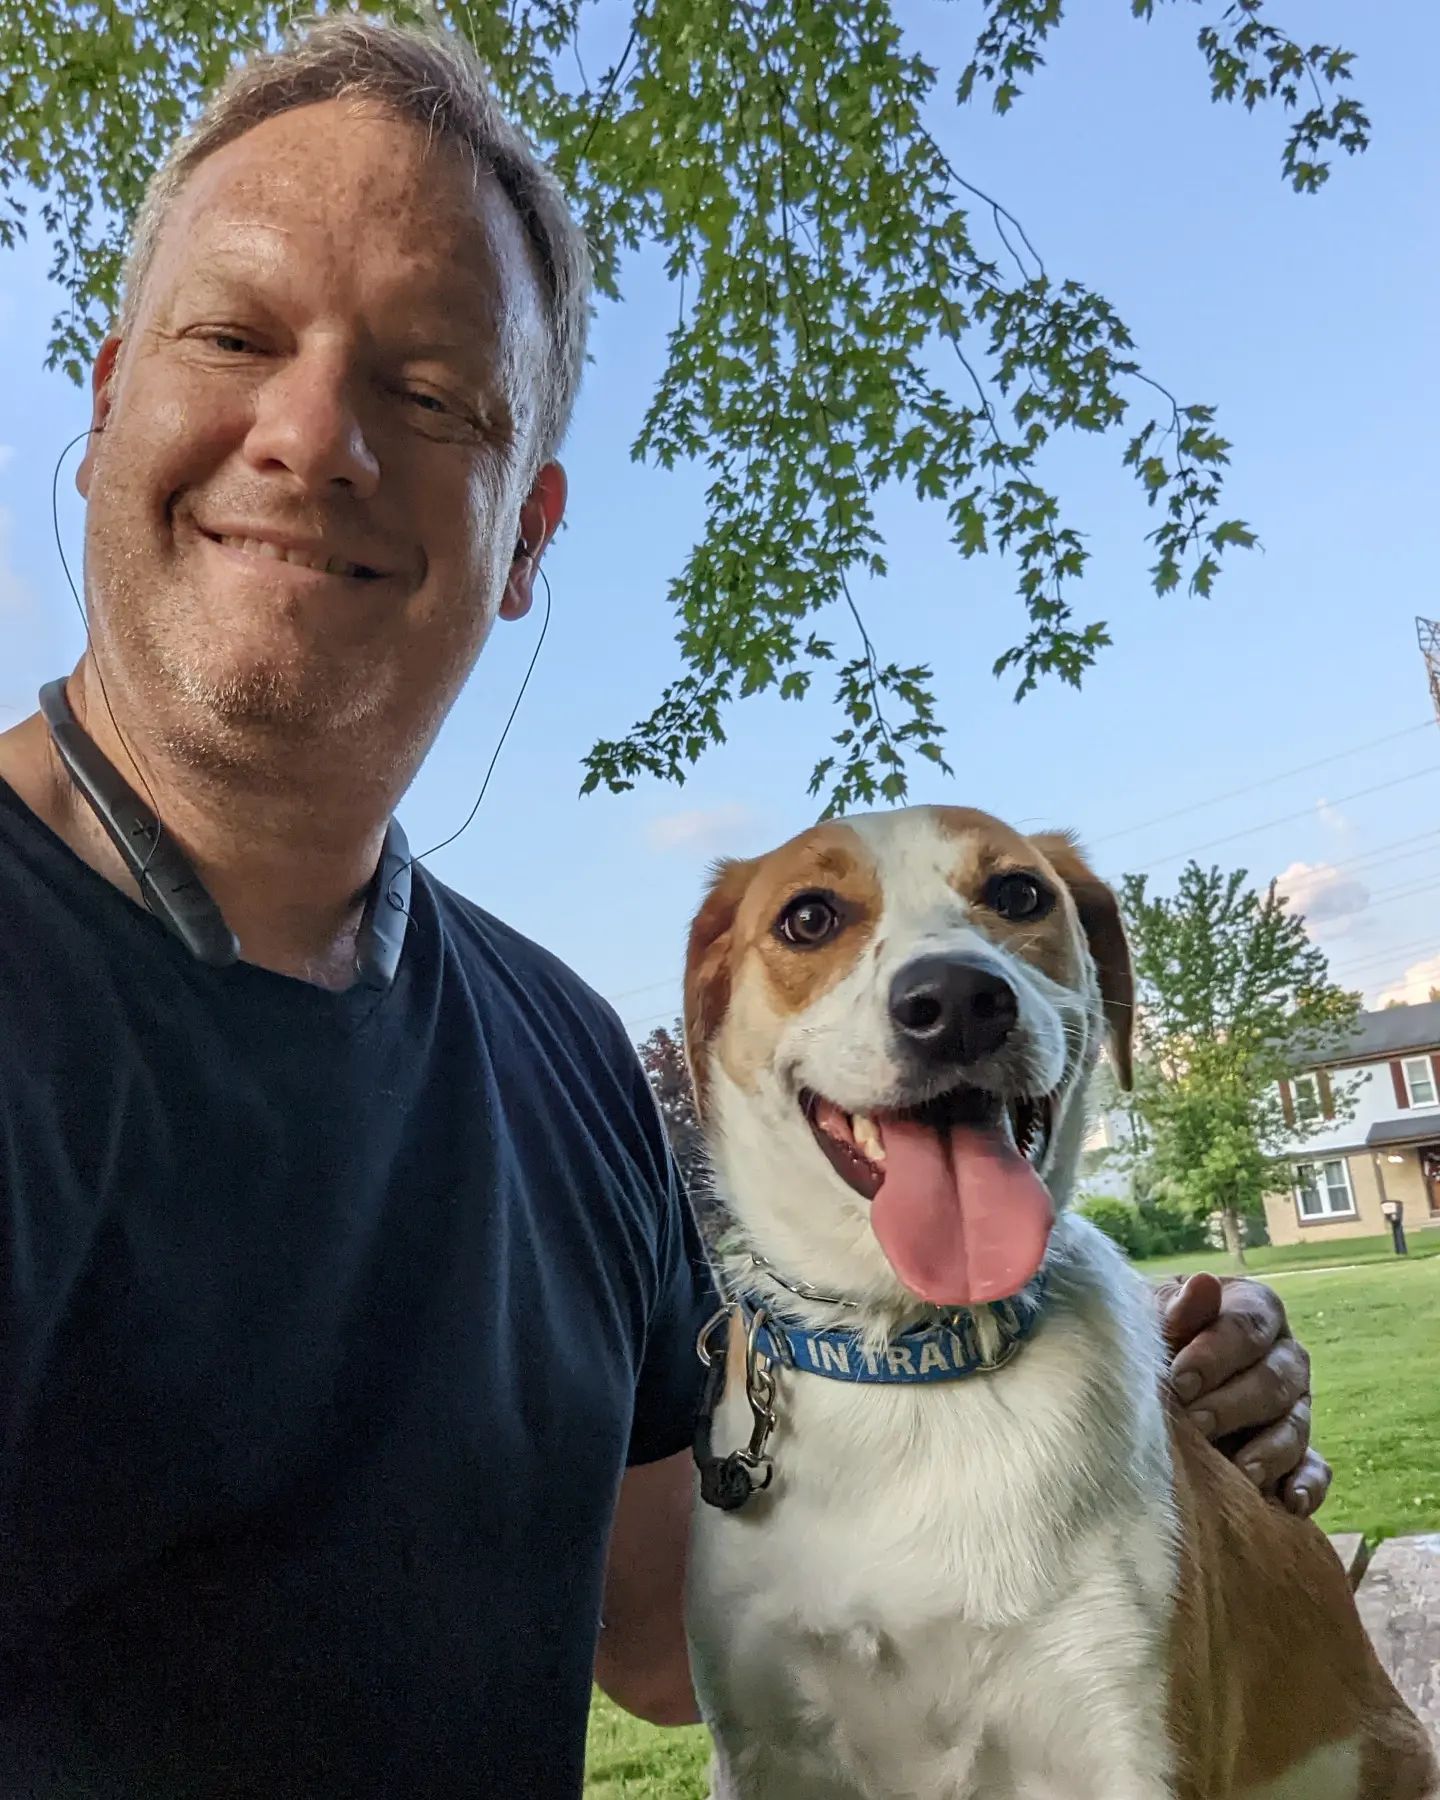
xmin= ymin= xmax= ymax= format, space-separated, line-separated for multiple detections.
xmin=0 ymin=15 xmax=1327 ymax=1798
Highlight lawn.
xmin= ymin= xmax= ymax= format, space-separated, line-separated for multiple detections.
xmin=583 ymin=1252 xmax=1440 ymax=1795
xmin=1282 ymin=1255 xmax=1440 ymax=1540
xmin=585 ymin=1691 xmax=710 ymax=1799
xmin=1132 ymin=1227 xmax=1440 ymax=1280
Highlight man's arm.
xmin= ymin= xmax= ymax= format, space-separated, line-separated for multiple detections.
xmin=1158 ymin=1271 xmax=1332 ymax=1516
xmin=594 ymin=1450 xmax=700 ymax=1727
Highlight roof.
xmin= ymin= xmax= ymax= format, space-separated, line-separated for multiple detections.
xmin=1295 ymin=1000 xmax=1440 ymax=1072
xmin=1367 ymin=1116 xmax=1440 ymax=1150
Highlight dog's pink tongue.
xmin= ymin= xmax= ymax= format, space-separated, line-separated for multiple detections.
xmin=870 ymin=1119 xmax=1053 ymax=1307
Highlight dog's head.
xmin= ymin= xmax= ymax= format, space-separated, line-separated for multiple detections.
xmin=684 ymin=806 xmax=1132 ymax=1311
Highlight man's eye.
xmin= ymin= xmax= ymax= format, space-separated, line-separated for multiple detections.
xmin=207 ymin=332 xmax=255 ymax=354
xmin=405 ymin=389 xmax=451 ymax=415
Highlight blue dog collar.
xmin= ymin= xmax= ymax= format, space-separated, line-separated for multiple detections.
xmin=742 ymin=1273 xmax=1049 ymax=1385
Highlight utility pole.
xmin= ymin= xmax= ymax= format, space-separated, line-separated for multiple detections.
xmin=1420 ymin=617 xmax=1440 ymax=726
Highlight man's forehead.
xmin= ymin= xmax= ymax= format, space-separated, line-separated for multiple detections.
xmin=150 ymin=100 xmax=540 ymax=322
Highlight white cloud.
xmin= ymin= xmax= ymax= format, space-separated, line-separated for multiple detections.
xmin=0 ymin=506 xmax=31 ymax=615
xmin=1373 ymin=952 xmax=1440 ymax=1010
xmin=1315 ymin=797 xmax=1351 ymax=836
xmin=1274 ymin=858 xmax=1369 ymax=929
xmin=646 ymin=802 xmax=757 ymax=854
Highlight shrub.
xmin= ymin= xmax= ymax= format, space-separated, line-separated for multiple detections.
xmin=1076 ymin=1195 xmax=1144 ymax=1257
xmin=1134 ymin=1192 xmax=1209 ymax=1257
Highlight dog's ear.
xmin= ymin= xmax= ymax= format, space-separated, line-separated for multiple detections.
xmin=684 ymin=858 xmax=753 ymax=1116
xmin=1030 ymin=831 xmax=1134 ymax=1092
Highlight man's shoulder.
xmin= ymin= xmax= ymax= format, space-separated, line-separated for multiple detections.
xmin=424 ymin=873 xmax=680 ymax=1191
xmin=423 ymin=871 xmax=629 ymax=1045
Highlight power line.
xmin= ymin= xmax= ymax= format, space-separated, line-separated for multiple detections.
xmin=618 ymin=822 xmax=1440 ymax=1027
xmin=624 ymin=1003 xmax=681 ymax=1034
xmin=1362 ymin=873 xmax=1440 ymax=915
xmin=1140 ymin=761 xmax=1440 ymax=873
xmin=1300 ymin=872 xmax=1440 ymax=930
xmin=614 ymin=754 xmax=1440 ymax=1030
xmin=1304 ymin=884 xmax=1440 ymax=972
xmin=1330 ymin=928 xmax=1440 ymax=982
xmin=1304 ymin=828 xmax=1440 ymax=882
xmin=608 ymin=973 xmax=682 ymax=1006
xmin=1332 ymin=929 xmax=1440 ymax=977
xmin=1088 ymin=720 xmax=1434 ymax=849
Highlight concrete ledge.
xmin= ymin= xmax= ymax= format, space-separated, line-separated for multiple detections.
xmin=1326 ymin=1531 xmax=1370 ymax=1590
xmin=1353 ymin=1534 xmax=1440 ymax=1743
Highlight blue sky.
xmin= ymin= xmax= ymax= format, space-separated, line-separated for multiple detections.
xmin=3 ymin=1 xmax=1438 ymax=1037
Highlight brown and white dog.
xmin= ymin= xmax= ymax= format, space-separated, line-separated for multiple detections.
xmin=681 ymin=805 xmax=1436 ymax=1800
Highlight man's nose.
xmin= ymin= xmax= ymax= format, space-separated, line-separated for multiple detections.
xmin=888 ymin=955 xmax=1018 ymax=1066
xmin=243 ymin=350 xmax=381 ymax=499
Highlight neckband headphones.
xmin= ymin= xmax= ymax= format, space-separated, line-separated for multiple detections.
xmin=38 ymin=678 xmax=412 ymax=989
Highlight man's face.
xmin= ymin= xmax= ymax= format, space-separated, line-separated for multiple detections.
xmin=77 ymin=99 xmax=562 ymax=764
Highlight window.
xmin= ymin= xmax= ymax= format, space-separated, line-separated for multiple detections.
xmin=1293 ymin=1073 xmax=1321 ymax=1123
xmin=1294 ymin=1158 xmax=1356 ymax=1221
xmin=1402 ymin=1056 xmax=1437 ymax=1108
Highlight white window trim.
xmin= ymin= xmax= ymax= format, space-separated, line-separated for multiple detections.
xmin=1401 ymin=1055 xmax=1438 ymax=1110
xmin=1293 ymin=1156 xmax=1358 ymax=1224
xmin=1292 ymin=1072 xmax=1322 ymax=1122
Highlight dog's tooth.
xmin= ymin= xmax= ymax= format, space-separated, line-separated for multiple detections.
xmin=852 ymin=1112 xmax=885 ymax=1163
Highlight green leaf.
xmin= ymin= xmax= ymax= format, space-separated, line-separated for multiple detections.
xmin=2 ymin=0 xmax=1366 ymax=809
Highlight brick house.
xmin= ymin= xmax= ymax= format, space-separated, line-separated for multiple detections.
xmin=1264 ymin=999 xmax=1440 ymax=1246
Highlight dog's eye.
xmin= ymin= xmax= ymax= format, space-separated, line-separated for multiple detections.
xmin=776 ymin=893 xmax=842 ymax=948
xmin=985 ymin=872 xmax=1053 ymax=922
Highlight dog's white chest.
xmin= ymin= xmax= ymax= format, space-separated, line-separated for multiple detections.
xmin=686 ymin=1235 xmax=1179 ymax=1800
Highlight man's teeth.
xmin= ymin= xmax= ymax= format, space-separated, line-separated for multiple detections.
xmin=216 ymin=534 xmax=368 ymax=578
xmin=852 ymin=1112 xmax=885 ymax=1163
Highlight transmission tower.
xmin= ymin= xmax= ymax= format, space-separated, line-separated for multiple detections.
xmin=1421 ymin=617 xmax=1440 ymax=726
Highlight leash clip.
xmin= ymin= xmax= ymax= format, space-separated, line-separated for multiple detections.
xmin=695 ymin=1303 xmax=780 ymax=1511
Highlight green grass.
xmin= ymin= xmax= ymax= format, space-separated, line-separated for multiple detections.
xmin=584 ymin=1253 xmax=1440 ymax=1793
xmin=1280 ymin=1256 xmax=1440 ymax=1540
xmin=1132 ymin=1227 xmax=1440 ymax=1280
xmin=585 ymin=1692 xmax=710 ymax=1799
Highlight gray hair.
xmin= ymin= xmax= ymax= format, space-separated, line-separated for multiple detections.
xmin=119 ymin=12 xmax=592 ymax=466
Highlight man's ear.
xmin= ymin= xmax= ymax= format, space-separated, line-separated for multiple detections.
xmin=502 ymin=460 xmax=567 ymax=622
xmin=683 ymin=858 xmax=754 ymax=1118
xmin=76 ymin=337 xmax=123 ymax=499
xmin=1031 ymin=830 xmax=1134 ymax=1091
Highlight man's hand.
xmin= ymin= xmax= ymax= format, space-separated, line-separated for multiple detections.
xmin=1157 ymin=1272 xmax=1331 ymax=1519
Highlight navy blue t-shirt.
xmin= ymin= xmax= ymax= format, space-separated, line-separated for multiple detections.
xmin=0 ymin=776 xmax=714 ymax=1797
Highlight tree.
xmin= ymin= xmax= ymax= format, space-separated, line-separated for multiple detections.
xmin=637 ymin=1020 xmax=711 ymax=1208
xmin=1076 ymin=1056 xmax=1207 ymax=1259
xmin=2 ymin=1 xmax=1369 ymax=812
xmin=1120 ymin=861 xmax=1360 ymax=1265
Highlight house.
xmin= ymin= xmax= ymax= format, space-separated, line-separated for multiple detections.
xmin=1265 ymin=1000 xmax=1440 ymax=1246
xmin=1075 ymin=1105 xmax=1136 ymax=1202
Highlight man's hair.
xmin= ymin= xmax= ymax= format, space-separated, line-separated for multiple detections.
xmin=119 ymin=12 xmax=592 ymax=466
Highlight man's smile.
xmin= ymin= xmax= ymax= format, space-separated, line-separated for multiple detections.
xmin=195 ymin=522 xmax=394 ymax=586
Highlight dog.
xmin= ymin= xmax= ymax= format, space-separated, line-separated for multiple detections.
xmin=681 ymin=804 xmax=1436 ymax=1800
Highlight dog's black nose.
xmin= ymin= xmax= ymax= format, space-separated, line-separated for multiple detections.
xmin=889 ymin=956 xmax=1018 ymax=1065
